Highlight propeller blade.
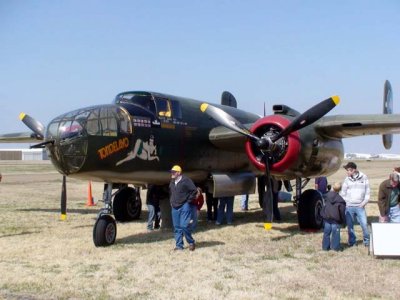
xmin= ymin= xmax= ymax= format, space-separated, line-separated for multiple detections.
xmin=200 ymin=103 xmax=260 ymax=142
xmin=19 ymin=112 xmax=45 ymax=139
xmin=263 ymin=156 xmax=274 ymax=230
xmin=60 ymin=175 xmax=67 ymax=221
xmin=272 ymin=96 xmax=340 ymax=142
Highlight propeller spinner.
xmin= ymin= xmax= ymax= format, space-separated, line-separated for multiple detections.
xmin=201 ymin=96 xmax=340 ymax=229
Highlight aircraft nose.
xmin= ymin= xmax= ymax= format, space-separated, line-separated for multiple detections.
xmin=46 ymin=119 xmax=88 ymax=175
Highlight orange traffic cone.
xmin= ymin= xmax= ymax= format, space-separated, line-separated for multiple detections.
xmin=86 ymin=181 xmax=95 ymax=206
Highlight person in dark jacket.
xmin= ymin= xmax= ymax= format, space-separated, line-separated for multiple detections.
xmin=321 ymin=182 xmax=346 ymax=251
xmin=169 ymin=165 xmax=198 ymax=251
xmin=146 ymin=185 xmax=168 ymax=231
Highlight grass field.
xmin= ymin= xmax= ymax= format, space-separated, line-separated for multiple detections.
xmin=0 ymin=160 xmax=400 ymax=299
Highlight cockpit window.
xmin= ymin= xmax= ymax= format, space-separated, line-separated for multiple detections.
xmin=156 ymin=98 xmax=171 ymax=117
xmin=115 ymin=92 xmax=156 ymax=113
xmin=155 ymin=97 xmax=182 ymax=119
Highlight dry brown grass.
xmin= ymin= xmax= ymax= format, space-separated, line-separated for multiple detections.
xmin=1 ymin=160 xmax=400 ymax=299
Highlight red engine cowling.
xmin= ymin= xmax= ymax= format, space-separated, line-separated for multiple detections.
xmin=245 ymin=115 xmax=301 ymax=172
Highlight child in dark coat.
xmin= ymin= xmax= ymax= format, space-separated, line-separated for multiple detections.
xmin=321 ymin=182 xmax=346 ymax=251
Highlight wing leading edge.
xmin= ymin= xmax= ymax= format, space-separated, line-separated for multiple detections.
xmin=0 ymin=132 xmax=42 ymax=143
xmin=315 ymin=114 xmax=400 ymax=139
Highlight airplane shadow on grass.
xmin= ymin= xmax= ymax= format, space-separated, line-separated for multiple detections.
xmin=117 ymin=203 xmax=308 ymax=245
xmin=17 ymin=208 xmax=98 ymax=214
xmin=16 ymin=203 xmax=324 ymax=245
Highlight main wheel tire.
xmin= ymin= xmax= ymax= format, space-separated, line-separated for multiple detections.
xmin=93 ymin=215 xmax=117 ymax=247
xmin=297 ymin=189 xmax=324 ymax=229
xmin=113 ymin=187 xmax=142 ymax=222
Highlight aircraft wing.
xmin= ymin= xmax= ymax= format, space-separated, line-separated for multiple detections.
xmin=315 ymin=114 xmax=400 ymax=139
xmin=0 ymin=132 xmax=41 ymax=143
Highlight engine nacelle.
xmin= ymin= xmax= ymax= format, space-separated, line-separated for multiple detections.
xmin=245 ymin=115 xmax=301 ymax=172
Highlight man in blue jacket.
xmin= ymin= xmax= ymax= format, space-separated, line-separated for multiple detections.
xmin=169 ymin=165 xmax=198 ymax=251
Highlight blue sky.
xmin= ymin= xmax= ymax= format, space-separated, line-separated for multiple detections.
xmin=1 ymin=0 xmax=399 ymax=154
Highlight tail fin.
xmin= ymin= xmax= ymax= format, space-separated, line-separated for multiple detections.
xmin=221 ymin=91 xmax=237 ymax=108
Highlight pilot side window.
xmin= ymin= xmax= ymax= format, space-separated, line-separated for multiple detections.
xmin=155 ymin=98 xmax=182 ymax=119
xmin=156 ymin=98 xmax=171 ymax=117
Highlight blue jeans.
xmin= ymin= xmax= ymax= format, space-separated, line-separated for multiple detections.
xmin=190 ymin=204 xmax=198 ymax=232
xmin=389 ymin=205 xmax=400 ymax=223
xmin=345 ymin=206 xmax=370 ymax=246
xmin=171 ymin=203 xmax=195 ymax=249
xmin=217 ymin=197 xmax=234 ymax=224
xmin=147 ymin=204 xmax=160 ymax=230
xmin=241 ymin=195 xmax=249 ymax=210
xmin=322 ymin=221 xmax=341 ymax=251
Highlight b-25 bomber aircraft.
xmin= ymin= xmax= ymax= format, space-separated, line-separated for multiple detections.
xmin=0 ymin=80 xmax=398 ymax=247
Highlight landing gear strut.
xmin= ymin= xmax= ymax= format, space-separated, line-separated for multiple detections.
xmin=92 ymin=183 xmax=142 ymax=247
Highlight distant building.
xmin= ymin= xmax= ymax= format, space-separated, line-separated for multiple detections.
xmin=0 ymin=149 xmax=49 ymax=160
xmin=345 ymin=153 xmax=400 ymax=160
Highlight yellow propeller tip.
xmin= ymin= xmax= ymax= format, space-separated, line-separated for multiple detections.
xmin=60 ymin=214 xmax=67 ymax=221
xmin=264 ymin=223 xmax=272 ymax=230
xmin=331 ymin=95 xmax=340 ymax=105
xmin=19 ymin=112 xmax=26 ymax=120
xmin=200 ymin=103 xmax=209 ymax=112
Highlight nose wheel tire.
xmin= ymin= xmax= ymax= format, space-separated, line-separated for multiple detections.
xmin=93 ymin=214 xmax=117 ymax=247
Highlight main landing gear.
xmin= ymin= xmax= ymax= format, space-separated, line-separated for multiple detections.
xmin=93 ymin=183 xmax=142 ymax=247
xmin=294 ymin=178 xmax=324 ymax=230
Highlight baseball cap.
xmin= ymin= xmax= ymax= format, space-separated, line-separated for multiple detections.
xmin=343 ymin=162 xmax=357 ymax=170
xmin=171 ymin=165 xmax=182 ymax=173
